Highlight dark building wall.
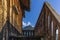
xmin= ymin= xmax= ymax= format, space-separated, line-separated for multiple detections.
xmin=1 ymin=21 xmax=21 ymax=40
xmin=34 ymin=2 xmax=60 ymax=40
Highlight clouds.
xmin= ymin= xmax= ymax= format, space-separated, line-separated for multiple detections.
xmin=22 ymin=21 xmax=34 ymax=27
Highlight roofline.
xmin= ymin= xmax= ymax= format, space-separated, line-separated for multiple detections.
xmin=45 ymin=2 xmax=60 ymax=23
xmin=34 ymin=2 xmax=60 ymax=30
xmin=34 ymin=2 xmax=45 ymax=30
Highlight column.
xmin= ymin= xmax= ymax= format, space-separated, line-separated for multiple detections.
xmin=53 ymin=20 xmax=57 ymax=40
xmin=7 ymin=0 xmax=10 ymax=40
xmin=10 ymin=0 xmax=13 ymax=25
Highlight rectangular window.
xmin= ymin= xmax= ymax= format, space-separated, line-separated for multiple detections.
xmin=51 ymin=21 xmax=53 ymax=36
xmin=48 ymin=15 xmax=50 ymax=29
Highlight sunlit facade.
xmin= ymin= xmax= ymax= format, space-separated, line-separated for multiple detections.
xmin=0 ymin=0 xmax=30 ymax=40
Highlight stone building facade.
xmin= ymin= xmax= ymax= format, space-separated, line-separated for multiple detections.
xmin=34 ymin=2 xmax=60 ymax=40
xmin=0 ymin=0 xmax=30 ymax=40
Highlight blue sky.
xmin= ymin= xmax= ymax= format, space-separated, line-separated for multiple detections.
xmin=22 ymin=0 xmax=60 ymax=27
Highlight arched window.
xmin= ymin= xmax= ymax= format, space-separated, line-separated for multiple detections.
xmin=56 ymin=27 xmax=58 ymax=40
xmin=51 ymin=21 xmax=53 ymax=36
xmin=48 ymin=15 xmax=50 ymax=29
